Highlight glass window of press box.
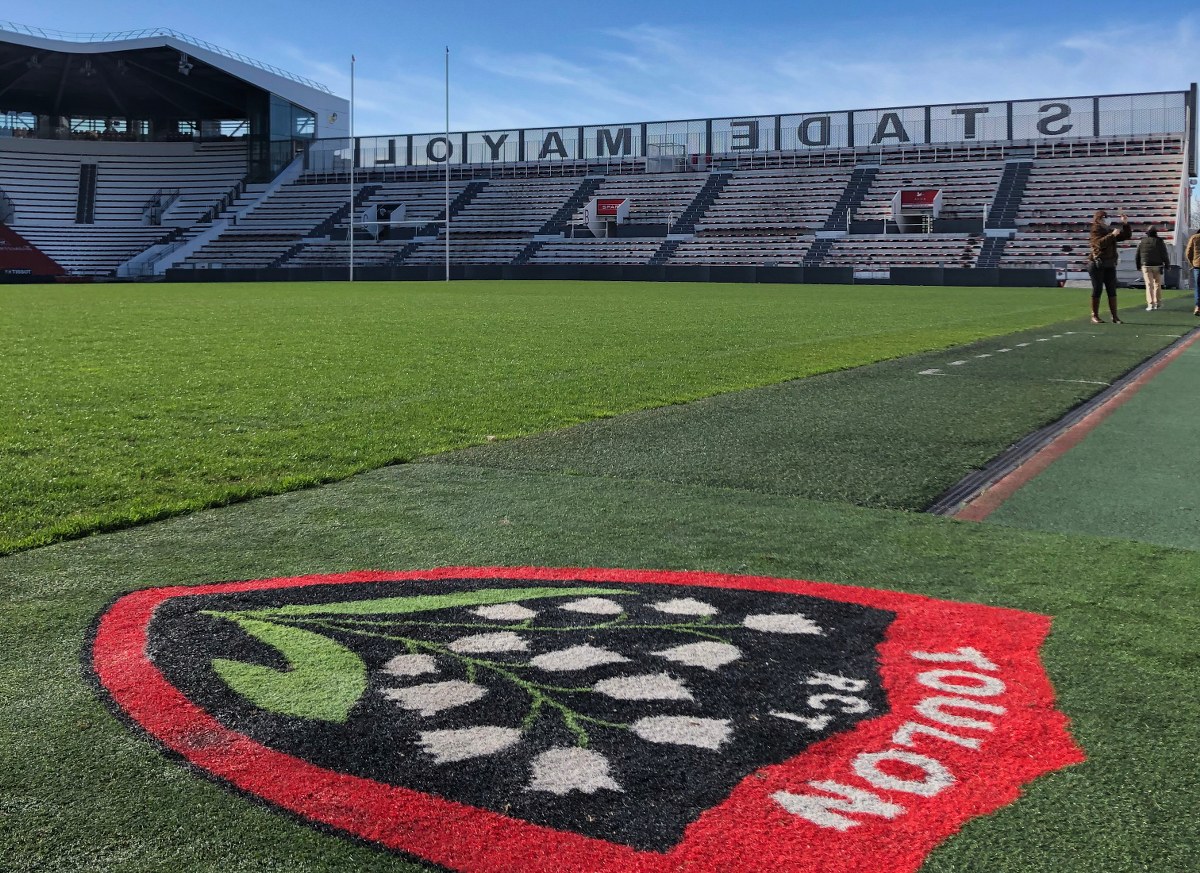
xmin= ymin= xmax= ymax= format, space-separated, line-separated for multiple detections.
xmin=247 ymin=94 xmax=315 ymax=181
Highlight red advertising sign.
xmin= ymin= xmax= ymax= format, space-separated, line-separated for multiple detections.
xmin=596 ymin=198 xmax=626 ymax=216
xmin=0 ymin=225 xmax=64 ymax=277
xmin=900 ymin=190 xmax=940 ymax=208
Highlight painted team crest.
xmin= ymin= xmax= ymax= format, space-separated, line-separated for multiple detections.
xmin=88 ymin=567 xmax=1084 ymax=872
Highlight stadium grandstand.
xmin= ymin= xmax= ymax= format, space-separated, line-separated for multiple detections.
xmin=0 ymin=21 xmax=1194 ymax=288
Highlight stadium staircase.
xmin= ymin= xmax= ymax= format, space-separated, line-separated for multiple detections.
xmin=329 ymin=184 xmax=383 ymax=239
xmin=538 ymin=177 xmax=604 ymax=234
xmin=423 ymin=181 xmax=488 ymax=235
xmin=512 ymin=239 xmax=545 ymax=265
xmin=976 ymin=236 xmax=1008 ymax=268
xmin=822 ymin=166 xmax=877 ymax=231
xmin=650 ymin=239 xmax=681 ymax=265
xmin=802 ymin=237 xmax=834 ymax=267
xmin=985 ymin=160 xmax=1031 ymax=229
xmin=387 ymin=240 xmax=425 ymax=266
xmin=75 ymin=163 xmax=97 ymax=224
xmin=669 ymin=171 xmax=733 ymax=234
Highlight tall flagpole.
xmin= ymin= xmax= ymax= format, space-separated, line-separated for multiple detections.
xmin=349 ymin=54 xmax=356 ymax=283
xmin=444 ymin=46 xmax=450 ymax=283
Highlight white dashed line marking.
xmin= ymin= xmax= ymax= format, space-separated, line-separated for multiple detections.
xmin=1049 ymin=379 xmax=1111 ymax=386
xmin=918 ymin=330 xmax=1088 ymax=376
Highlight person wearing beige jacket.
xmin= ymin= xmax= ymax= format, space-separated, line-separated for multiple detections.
xmin=1186 ymin=228 xmax=1200 ymax=316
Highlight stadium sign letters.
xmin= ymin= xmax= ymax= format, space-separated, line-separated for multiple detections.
xmin=328 ymin=90 xmax=1186 ymax=169
xmin=89 ymin=567 xmax=1084 ymax=873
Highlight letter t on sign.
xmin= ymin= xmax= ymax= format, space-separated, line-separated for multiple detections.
xmin=951 ymin=107 xmax=990 ymax=139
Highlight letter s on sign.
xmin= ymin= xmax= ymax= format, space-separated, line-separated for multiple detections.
xmin=1037 ymin=103 xmax=1073 ymax=136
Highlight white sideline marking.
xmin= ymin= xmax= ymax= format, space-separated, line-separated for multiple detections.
xmin=1049 ymin=379 xmax=1111 ymax=386
xmin=918 ymin=331 xmax=1091 ymax=376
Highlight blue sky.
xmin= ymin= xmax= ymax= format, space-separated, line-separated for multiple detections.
xmin=8 ymin=2 xmax=1199 ymax=136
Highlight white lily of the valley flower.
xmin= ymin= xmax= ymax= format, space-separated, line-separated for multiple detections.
xmin=381 ymin=680 xmax=486 ymax=716
xmin=529 ymin=644 xmax=630 ymax=672
xmin=743 ymin=613 xmax=824 ymax=635
xmin=528 ymin=747 xmax=623 ymax=795
xmin=448 ymin=631 xmax=529 ymax=654
xmin=631 ymin=716 xmax=732 ymax=750
xmin=381 ymin=653 xmax=439 ymax=678
xmin=651 ymin=597 xmax=719 ymax=616
xmin=653 ymin=641 xmax=742 ymax=670
xmin=472 ymin=603 xmax=538 ymax=621
xmin=560 ymin=597 xmax=624 ymax=615
xmin=419 ymin=726 xmax=522 ymax=764
xmin=593 ymin=672 xmax=693 ymax=701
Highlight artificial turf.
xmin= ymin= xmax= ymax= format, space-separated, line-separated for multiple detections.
xmin=0 ymin=279 xmax=1127 ymax=556
xmin=430 ymin=309 xmax=1199 ymax=509
xmin=987 ymin=340 xmax=1200 ymax=548
xmin=3 ymin=280 xmax=1196 ymax=872
xmin=1 ymin=462 xmax=1196 ymax=872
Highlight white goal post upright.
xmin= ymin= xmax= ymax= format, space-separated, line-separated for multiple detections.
xmin=349 ymin=54 xmax=356 ymax=283
xmin=444 ymin=46 xmax=450 ymax=283
xmin=346 ymin=50 xmax=452 ymax=281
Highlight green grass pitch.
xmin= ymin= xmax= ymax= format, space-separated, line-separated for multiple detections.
xmin=1 ymin=279 xmax=1099 ymax=555
xmin=0 ymin=279 xmax=1196 ymax=872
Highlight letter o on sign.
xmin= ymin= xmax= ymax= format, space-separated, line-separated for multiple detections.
xmin=853 ymin=750 xmax=955 ymax=797
xmin=426 ymin=137 xmax=454 ymax=163
xmin=917 ymin=670 xmax=1005 ymax=697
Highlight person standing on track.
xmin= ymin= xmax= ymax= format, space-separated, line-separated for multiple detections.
xmin=1088 ymin=209 xmax=1132 ymax=324
xmin=1135 ymin=225 xmax=1170 ymax=311
xmin=1185 ymin=226 xmax=1200 ymax=316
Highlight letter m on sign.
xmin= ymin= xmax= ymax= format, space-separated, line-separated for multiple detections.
xmin=597 ymin=127 xmax=633 ymax=157
xmin=772 ymin=783 xmax=905 ymax=831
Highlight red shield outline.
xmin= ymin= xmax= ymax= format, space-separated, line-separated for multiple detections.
xmin=89 ymin=566 xmax=1084 ymax=873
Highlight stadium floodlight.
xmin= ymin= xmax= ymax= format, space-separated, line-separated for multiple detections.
xmin=177 ymin=53 xmax=193 ymax=76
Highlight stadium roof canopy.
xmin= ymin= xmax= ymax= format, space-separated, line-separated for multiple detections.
xmin=0 ymin=21 xmax=347 ymax=137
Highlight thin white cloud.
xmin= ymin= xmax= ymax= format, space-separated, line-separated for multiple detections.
xmin=275 ymin=17 xmax=1199 ymax=137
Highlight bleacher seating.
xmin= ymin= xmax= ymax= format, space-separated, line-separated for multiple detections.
xmin=1 ymin=132 xmax=1187 ymax=277
xmin=531 ymin=239 xmax=663 ymax=265
xmin=820 ymin=234 xmax=983 ymax=269
xmin=693 ymin=167 xmax=850 ymax=235
xmin=852 ymin=161 xmax=1004 ymax=223
xmin=0 ymin=139 xmax=246 ymax=275
xmin=669 ymin=236 xmax=812 ymax=266
xmin=571 ymin=173 xmax=707 ymax=228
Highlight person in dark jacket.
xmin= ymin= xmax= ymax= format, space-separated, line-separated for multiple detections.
xmin=1134 ymin=225 xmax=1170 ymax=311
xmin=1088 ymin=209 xmax=1132 ymax=323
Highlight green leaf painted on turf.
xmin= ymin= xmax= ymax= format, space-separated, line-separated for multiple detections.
xmin=241 ymin=586 xmax=630 ymax=620
xmin=211 ymin=616 xmax=367 ymax=723
xmin=210 ymin=587 xmax=633 ymax=721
